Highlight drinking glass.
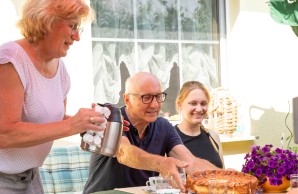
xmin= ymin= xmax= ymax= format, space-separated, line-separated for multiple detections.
xmin=178 ymin=167 xmax=186 ymax=184
xmin=290 ymin=174 xmax=298 ymax=189
xmin=208 ymin=179 xmax=228 ymax=194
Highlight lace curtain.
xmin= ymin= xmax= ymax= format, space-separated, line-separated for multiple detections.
xmin=91 ymin=0 xmax=220 ymax=116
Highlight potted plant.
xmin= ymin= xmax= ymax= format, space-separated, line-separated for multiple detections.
xmin=269 ymin=0 xmax=298 ymax=37
xmin=241 ymin=144 xmax=298 ymax=192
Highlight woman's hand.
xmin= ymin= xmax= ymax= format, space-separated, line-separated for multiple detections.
xmin=91 ymin=103 xmax=130 ymax=131
xmin=123 ymin=119 xmax=130 ymax=131
xmin=68 ymin=107 xmax=106 ymax=134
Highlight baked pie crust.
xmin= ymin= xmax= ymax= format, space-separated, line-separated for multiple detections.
xmin=185 ymin=170 xmax=258 ymax=194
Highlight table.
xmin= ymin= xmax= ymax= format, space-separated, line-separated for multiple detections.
xmin=115 ymin=186 xmax=287 ymax=194
xmin=115 ymin=186 xmax=147 ymax=193
xmin=88 ymin=186 xmax=289 ymax=194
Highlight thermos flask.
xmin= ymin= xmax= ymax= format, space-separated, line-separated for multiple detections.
xmin=80 ymin=103 xmax=123 ymax=157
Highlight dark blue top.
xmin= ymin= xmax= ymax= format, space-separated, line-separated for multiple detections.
xmin=175 ymin=125 xmax=223 ymax=169
xmin=83 ymin=107 xmax=183 ymax=193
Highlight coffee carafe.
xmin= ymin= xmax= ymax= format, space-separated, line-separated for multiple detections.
xmin=80 ymin=103 xmax=123 ymax=157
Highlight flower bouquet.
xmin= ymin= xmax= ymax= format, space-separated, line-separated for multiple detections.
xmin=242 ymin=144 xmax=298 ymax=186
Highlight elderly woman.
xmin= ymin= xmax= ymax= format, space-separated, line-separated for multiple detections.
xmin=0 ymin=0 xmax=106 ymax=193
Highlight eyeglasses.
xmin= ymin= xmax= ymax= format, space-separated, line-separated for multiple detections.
xmin=128 ymin=92 xmax=167 ymax=104
xmin=69 ymin=23 xmax=83 ymax=36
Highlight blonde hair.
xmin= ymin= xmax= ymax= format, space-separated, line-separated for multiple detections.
xmin=17 ymin=0 xmax=94 ymax=42
xmin=175 ymin=81 xmax=210 ymax=113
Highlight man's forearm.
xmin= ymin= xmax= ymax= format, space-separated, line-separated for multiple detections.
xmin=116 ymin=138 xmax=166 ymax=172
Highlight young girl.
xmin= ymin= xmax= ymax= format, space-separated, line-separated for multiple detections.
xmin=175 ymin=81 xmax=224 ymax=168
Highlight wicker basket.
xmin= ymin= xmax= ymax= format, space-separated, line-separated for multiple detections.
xmin=207 ymin=88 xmax=238 ymax=135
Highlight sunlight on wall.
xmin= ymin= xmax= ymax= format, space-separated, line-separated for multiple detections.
xmin=0 ymin=1 xmax=22 ymax=44
xmin=227 ymin=6 xmax=298 ymax=148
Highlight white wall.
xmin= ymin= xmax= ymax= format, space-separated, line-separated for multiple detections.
xmin=0 ymin=1 xmax=21 ymax=44
xmin=227 ymin=0 xmax=298 ymax=148
xmin=63 ymin=26 xmax=94 ymax=115
xmin=60 ymin=21 xmax=95 ymax=143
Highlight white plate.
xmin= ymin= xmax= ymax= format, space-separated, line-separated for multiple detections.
xmin=156 ymin=189 xmax=180 ymax=194
xmin=143 ymin=187 xmax=157 ymax=193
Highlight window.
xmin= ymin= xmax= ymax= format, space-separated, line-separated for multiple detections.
xmin=90 ymin=0 xmax=226 ymax=118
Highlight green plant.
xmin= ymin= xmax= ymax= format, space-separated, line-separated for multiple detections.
xmin=269 ymin=0 xmax=298 ymax=38
xmin=286 ymin=135 xmax=298 ymax=154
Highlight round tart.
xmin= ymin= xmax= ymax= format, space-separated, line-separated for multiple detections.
xmin=185 ymin=170 xmax=258 ymax=194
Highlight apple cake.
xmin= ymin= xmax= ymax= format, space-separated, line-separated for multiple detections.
xmin=185 ymin=170 xmax=258 ymax=194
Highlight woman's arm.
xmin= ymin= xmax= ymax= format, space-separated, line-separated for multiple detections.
xmin=0 ymin=62 xmax=105 ymax=148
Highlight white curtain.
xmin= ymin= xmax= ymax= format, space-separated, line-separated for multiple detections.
xmin=91 ymin=0 xmax=219 ymax=106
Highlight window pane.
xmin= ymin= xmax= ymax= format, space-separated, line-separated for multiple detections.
xmin=91 ymin=0 xmax=223 ymax=118
xmin=92 ymin=41 xmax=134 ymax=104
xmin=180 ymin=0 xmax=217 ymax=40
xmin=91 ymin=0 xmax=134 ymax=39
xmin=181 ymin=43 xmax=219 ymax=90
xmin=137 ymin=0 xmax=178 ymax=39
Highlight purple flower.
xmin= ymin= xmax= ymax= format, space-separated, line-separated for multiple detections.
xmin=268 ymin=159 xmax=278 ymax=168
xmin=268 ymin=177 xmax=282 ymax=186
xmin=279 ymin=153 xmax=287 ymax=160
xmin=241 ymin=144 xmax=298 ymax=186
xmin=247 ymin=161 xmax=255 ymax=169
xmin=255 ymin=168 xmax=263 ymax=176
xmin=262 ymin=146 xmax=270 ymax=153
xmin=269 ymin=178 xmax=278 ymax=185
xmin=252 ymin=149 xmax=258 ymax=156
xmin=275 ymin=148 xmax=283 ymax=154
xmin=266 ymin=153 xmax=272 ymax=158
xmin=277 ymin=166 xmax=286 ymax=175
xmin=266 ymin=171 xmax=274 ymax=177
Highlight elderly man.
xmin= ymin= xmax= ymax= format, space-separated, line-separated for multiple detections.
xmin=83 ymin=72 xmax=218 ymax=193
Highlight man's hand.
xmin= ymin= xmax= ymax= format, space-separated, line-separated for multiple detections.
xmin=157 ymin=157 xmax=189 ymax=193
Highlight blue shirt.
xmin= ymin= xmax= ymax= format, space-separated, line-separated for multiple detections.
xmin=83 ymin=106 xmax=183 ymax=192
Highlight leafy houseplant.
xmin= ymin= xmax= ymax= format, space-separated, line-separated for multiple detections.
xmin=241 ymin=144 xmax=298 ymax=186
xmin=269 ymin=0 xmax=298 ymax=37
